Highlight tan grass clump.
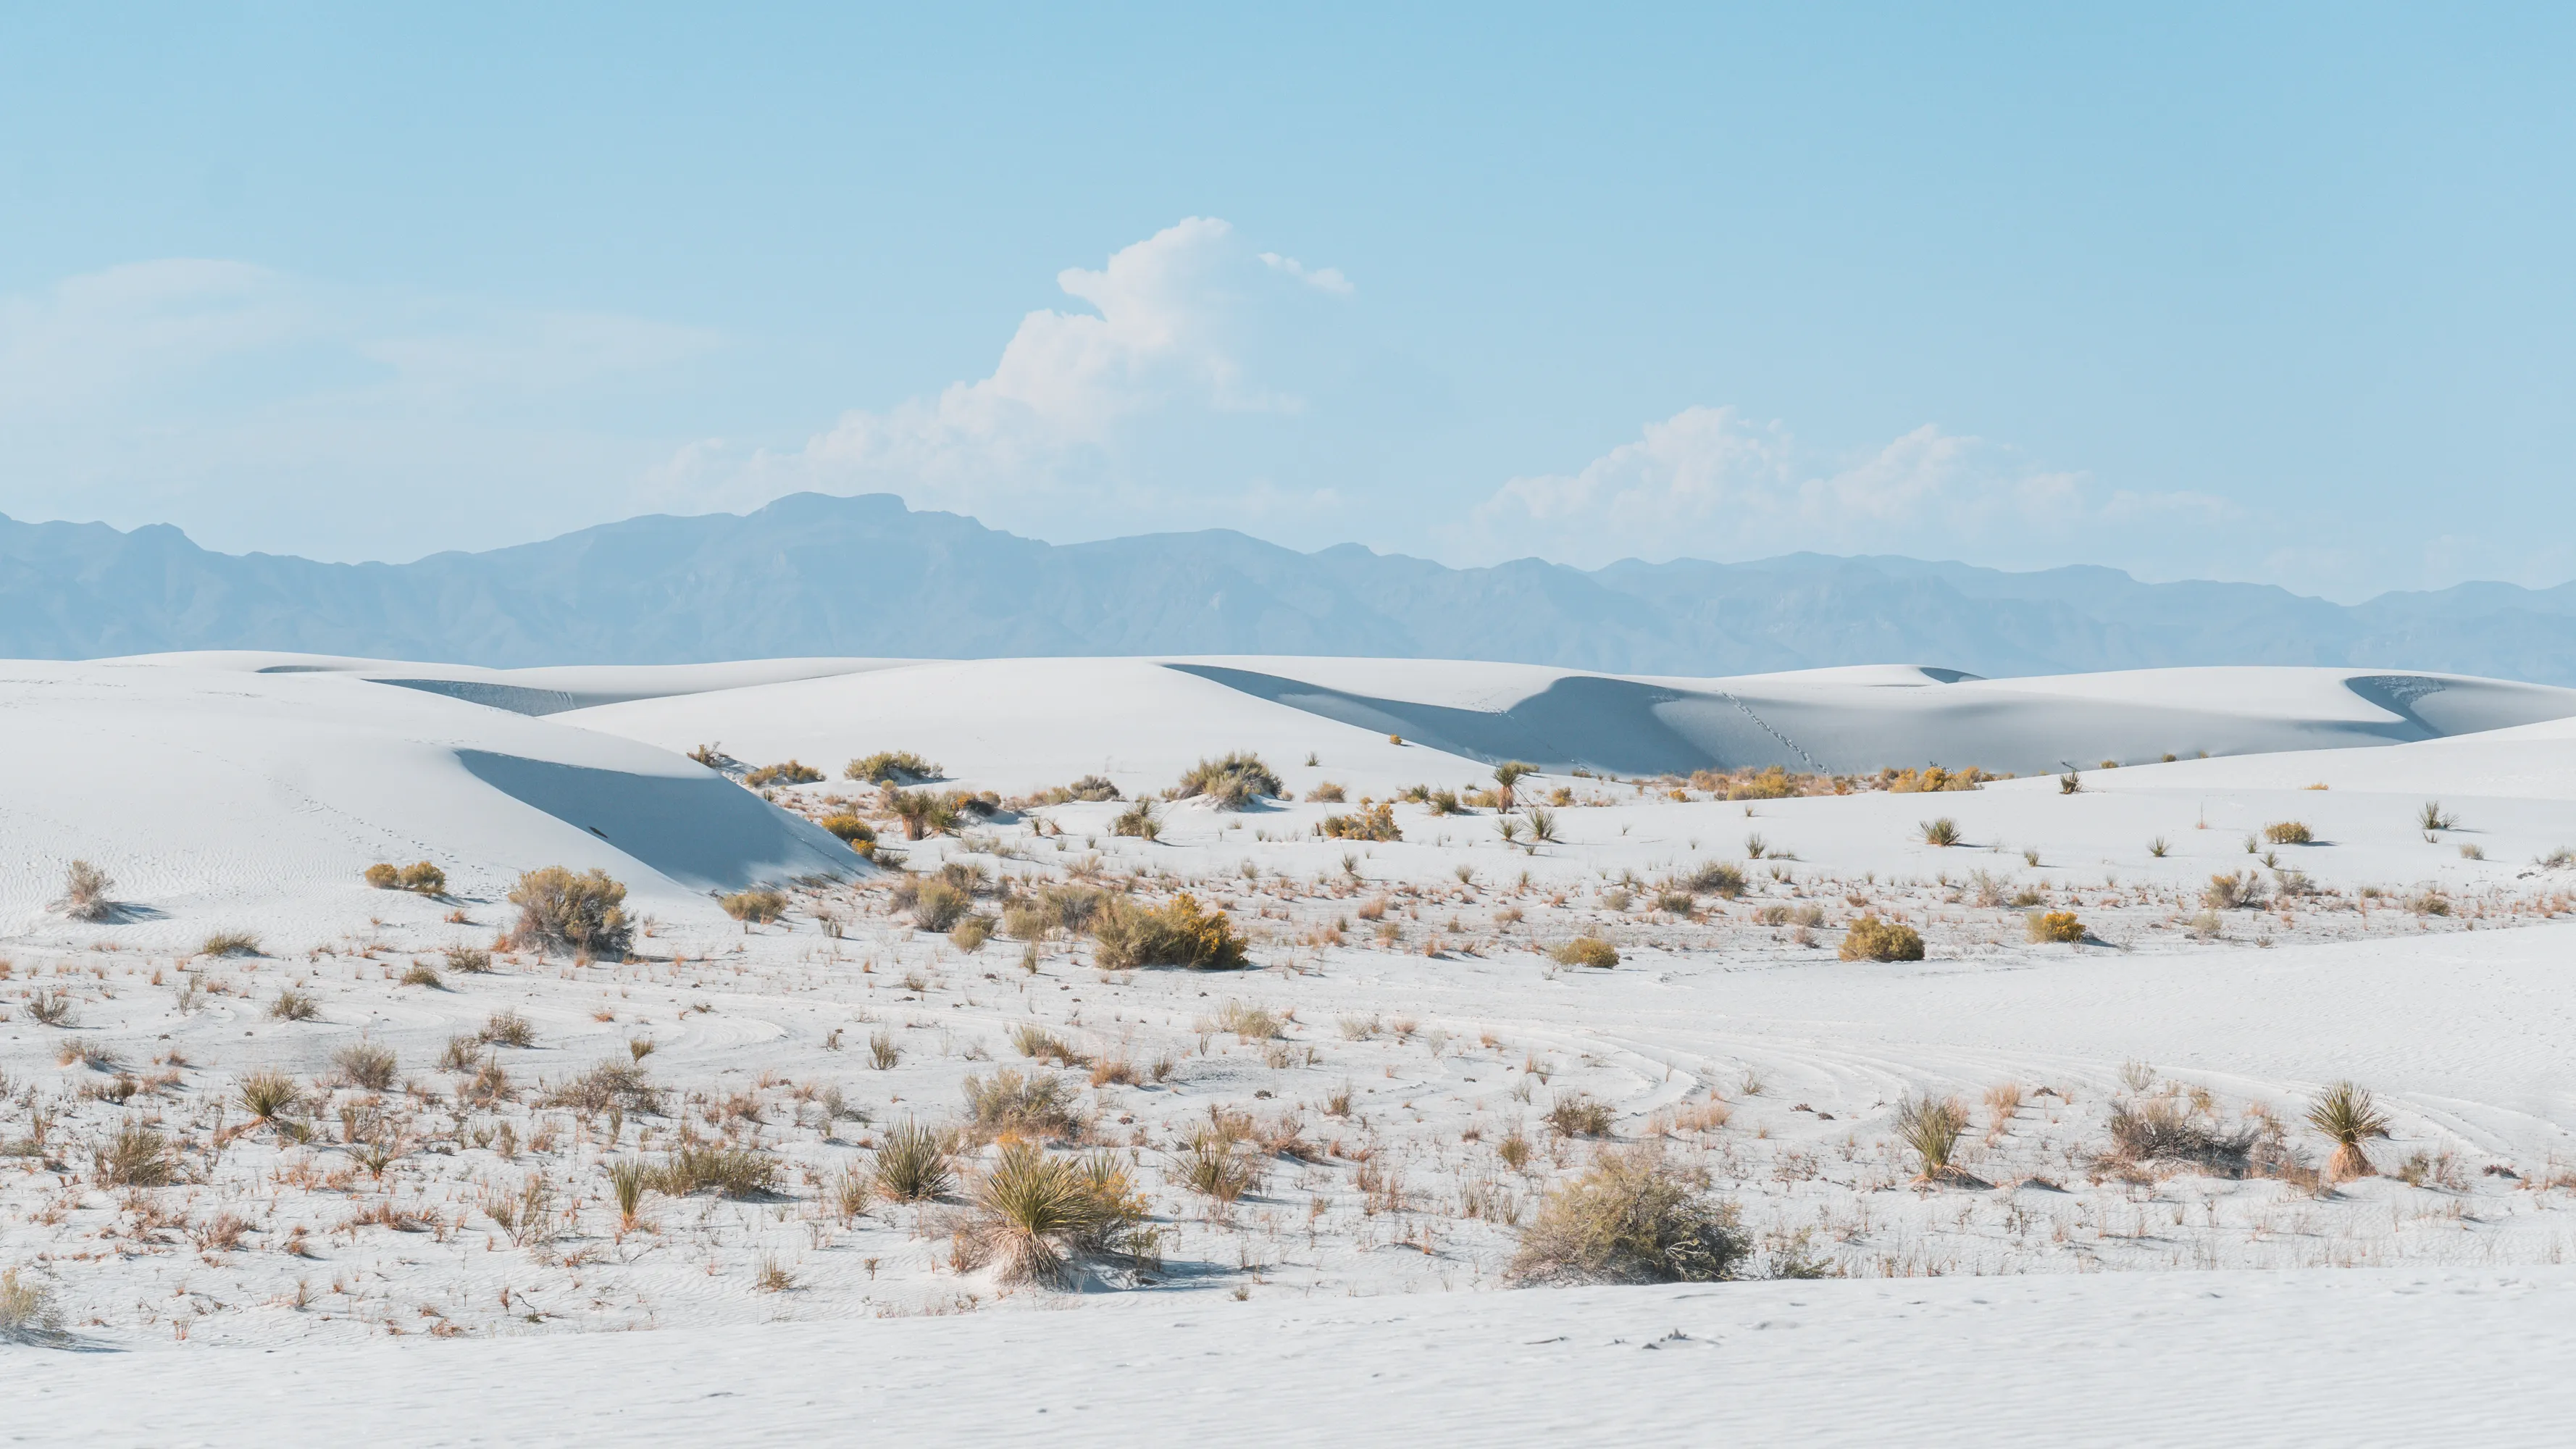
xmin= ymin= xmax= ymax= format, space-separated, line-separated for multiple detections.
xmin=1092 ymin=893 xmax=1247 ymax=971
xmin=332 ymin=1042 xmax=399 ymax=1092
xmin=1173 ymin=752 xmax=1283 ymax=809
xmin=2263 ymin=821 xmax=2314 ymax=845
xmin=1545 ymin=1092 xmax=1615 ymax=1137
xmin=1508 ymin=1145 xmax=1746 ymax=1285
xmin=60 ymin=860 xmax=114 ymax=922
xmin=874 ymin=1119 xmax=952 ymax=1201
xmin=846 ymin=751 xmax=941 ymax=785
xmin=1895 ymin=1095 xmax=1979 ymax=1184
xmin=1320 ymin=803 xmax=1401 ymax=842
xmin=743 ymin=759 xmax=824 ymax=788
xmin=364 ymin=861 xmax=447 ymax=893
xmin=962 ymin=1069 xmax=1083 ymax=1142
xmin=722 ymin=888 xmax=789 ymax=924
xmin=1549 ymin=937 xmax=1619 ymax=969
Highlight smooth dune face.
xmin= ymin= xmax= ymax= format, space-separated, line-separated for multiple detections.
xmin=0 ymin=657 xmax=854 ymax=941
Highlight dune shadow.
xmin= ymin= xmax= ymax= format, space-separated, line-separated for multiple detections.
xmin=454 ymin=751 xmax=853 ymax=893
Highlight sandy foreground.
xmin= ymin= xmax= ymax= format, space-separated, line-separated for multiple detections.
xmin=8 ymin=652 xmax=2576 ymax=1444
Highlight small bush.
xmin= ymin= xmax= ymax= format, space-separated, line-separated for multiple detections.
xmin=1509 ymin=1145 xmax=1745 ymax=1285
xmin=1011 ymin=1023 xmax=1087 ymax=1065
xmin=1091 ymin=893 xmax=1248 ymax=971
xmin=1111 ymin=799 xmax=1162 ymax=840
xmin=540 ymin=1059 xmax=663 ymax=1115
xmin=656 ymin=1141 xmax=780 ymax=1198
xmin=478 ymin=1009 xmax=538 ymax=1048
xmin=1546 ymin=1092 xmax=1615 ymax=1137
xmin=2103 ymin=1098 xmax=2259 ymax=1174
xmin=268 ymin=987 xmax=319 ymax=1022
xmin=2204 ymin=871 xmax=2266 ymax=910
xmin=950 ymin=914 xmax=994 ymax=951
xmin=1305 ymin=782 xmax=1347 ymax=803
xmin=201 ymin=930 xmax=262 ymax=958
xmin=61 ymin=859 xmax=114 ymax=922
xmin=2025 ymin=911 xmax=2085 ymax=944
xmin=1174 ymin=752 xmax=1283 ymax=809
xmin=1550 ymin=937 xmax=1619 ymax=969
xmin=846 ymin=751 xmax=941 ymax=785
xmin=25 ymin=990 xmax=75 ymax=1027
xmin=1320 ymin=803 xmax=1401 ymax=842
xmin=908 ymin=879 xmax=972 ymax=932
xmin=2263 ymin=821 xmax=2314 ymax=845
xmin=93 ymin=1124 xmax=175 ymax=1187
xmin=1037 ymin=774 xmax=1121 ymax=803
xmin=445 ymin=945 xmax=495 ymax=974
xmin=1683 ymin=861 xmax=1747 ymax=898
xmin=1920 ymin=817 xmax=1962 ymax=847
xmin=1840 ymin=916 xmax=1924 ymax=961
xmin=1 ymin=1266 xmax=62 ymax=1342
xmin=874 ymin=1120 xmax=953 ymax=1201
xmin=333 ymin=1042 xmax=400 ymax=1092
xmin=400 ymin=963 xmax=443 ymax=988
xmin=2418 ymin=800 xmax=2456 ymax=832
xmin=743 ymin=759 xmax=824 ymax=788
xmin=962 ymin=1069 xmax=1083 ymax=1141
xmin=722 ymin=888 xmax=789 ymax=924
xmin=508 ymin=867 xmax=632 ymax=959
xmin=818 ymin=814 xmax=877 ymax=849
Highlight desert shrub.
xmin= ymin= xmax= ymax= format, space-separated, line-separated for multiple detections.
xmin=963 ymin=1144 xmax=1147 ymax=1285
xmin=1840 ymin=916 xmax=1924 ymax=962
xmin=2418 ymin=800 xmax=2456 ymax=832
xmin=1489 ymin=760 xmax=1535 ymax=809
xmin=333 ymin=1042 xmax=400 ymax=1092
xmin=25 ymin=989 xmax=76 ymax=1027
xmin=201 ymin=930 xmax=262 ymax=958
xmin=478 ymin=1009 xmax=538 ymax=1048
xmin=1320 ymin=803 xmax=1401 ymax=843
xmin=2539 ymin=846 xmax=2575 ymax=869
xmin=1305 ymin=781 xmax=1347 ymax=803
xmin=962 ymin=1069 xmax=1083 ymax=1141
xmin=237 ymin=1069 xmax=301 ymax=1125
xmin=1550 ymin=937 xmax=1619 ymax=969
xmin=1043 ymin=774 xmax=1122 ymax=803
xmin=818 ymin=814 xmax=877 ymax=848
xmin=400 ymin=963 xmax=443 ymax=988
xmin=1920 ymin=817 xmax=1962 ymax=847
xmin=268 ymin=987 xmax=319 ymax=1022
xmin=2204 ymin=871 xmax=2266 ymax=910
xmin=2410 ymin=889 xmax=2451 ymax=916
xmin=93 ymin=1124 xmax=175 ymax=1187
xmin=445 ymin=945 xmax=494 ymax=974
xmin=1037 ymin=885 xmax=1107 ymax=935
xmin=1000 ymin=903 xmax=1051 ymax=940
xmin=885 ymin=789 xmax=963 ymax=840
xmin=61 ymin=859 xmax=114 ymax=922
xmin=2025 ymin=911 xmax=2086 ymax=944
xmin=722 ymin=888 xmax=789 ymax=924
xmin=364 ymin=862 xmax=400 ymax=889
xmin=2103 ymin=1098 xmax=2259 ymax=1174
xmin=950 ymin=914 xmax=994 ymax=951
xmin=1011 ymin=1023 xmax=1087 ymax=1066
xmin=909 ymin=880 xmax=972 ymax=932
xmin=656 ymin=1140 xmax=780 ymax=1198
xmin=1895 ymin=1096 xmax=1970 ymax=1182
xmin=542 ymin=1059 xmax=663 ymax=1115
xmin=1175 ymin=1132 xmax=1261 ymax=1205
xmin=1174 ymin=752 xmax=1284 ymax=809
xmin=1211 ymin=1001 xmax=1281 ymax=1040
xmin=1546 ymin=1092 xmax=1615 ymax=1137
xmin=1886 ymin=766 xmax=1989 ymax=793
xmin=2263 ymin=821 xmax=2314 ymax=845
xmin=1508 ymin=1145 xmax=1745 ymax=1285
xmin=508 ymin=867 xmax=632 ymax=959
xmin=874 ymin=1120 xmax=953 ymax=1201
xmin=1111 ymin=799 xmax=1162 ymax=840
xmin=0 ymin=1267 xmax=62 ymax=1343
xmin=1682 ymin=861 xmax=1746 ymax=898
xmin=2307 ymin=1081 xmax=2392 ymax=1182
xmin=846 ymin=751 xmax=941 ymax=785
xmin=1091 ymin=893 xmax=1248 ymax=971
xmin=743 ymin=759 xmax=824 ymax=788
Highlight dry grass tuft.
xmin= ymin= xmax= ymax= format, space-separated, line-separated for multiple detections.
xmin=2025 ymin=911 xmax=2085 ymax=944
xmin=508 ymin=867 xmax=632 ymax=959
xmin=1092 ymin=893 xmax=1248 ymax=971
xmin=874 ymin=1120 xmax=953 ymax=1202
xmin=1549 ymin=937 xmax=1619 ymax=969
xmin=332 ymin=1042 xmax=399 ymax=1092
xmin=1839 ymin=916 xmax=1924 ymax=961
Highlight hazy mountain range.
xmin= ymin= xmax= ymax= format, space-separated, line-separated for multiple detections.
xmin=9 ymin=491 xmax=2576 ymax=682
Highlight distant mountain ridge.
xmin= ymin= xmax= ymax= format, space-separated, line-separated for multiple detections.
xmin=8 ymin=491 xmax=2576 ymax=681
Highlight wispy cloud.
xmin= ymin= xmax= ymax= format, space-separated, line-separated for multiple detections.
xmin=1459 ymin=404 xmax=2232 ymax=570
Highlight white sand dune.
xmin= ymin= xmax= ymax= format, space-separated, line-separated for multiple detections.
xmin=0 ymin=657 xmax=856 ymax=946
xmin=565 ymin=656 xmax=2576 ymax=785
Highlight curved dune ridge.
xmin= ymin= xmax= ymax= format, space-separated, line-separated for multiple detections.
xmin=0 ymin=656 xmax=858 ymax=945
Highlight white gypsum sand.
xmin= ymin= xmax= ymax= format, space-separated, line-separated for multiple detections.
xmin=7 ymin=651 xmax=2576 ymax=1437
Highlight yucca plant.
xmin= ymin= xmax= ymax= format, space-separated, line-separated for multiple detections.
xmin=609 ymin=1157 xmax=651 ymax=1232
xmin=874 ymin=1119 xmax=951 ymax=1202
xmin=1895 ymin=1095 xmax=1970 ymax=1183
xmin=236 ymin=1069 xmax=301 ymax=1127
xmin=1492 ymin=761 xmax=1534 ymax=809
xmin=2306 ymin=1081 xmax=2392 ymax=1182
xmin=1920 ymin=817 xmax=1962 ymax=848
xmin=971 ymin=1143 xmax=1108 ymax=1285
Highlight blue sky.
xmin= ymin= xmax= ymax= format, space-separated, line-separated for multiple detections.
xmin=1 ymin=4 xmax=2568 ymax=600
